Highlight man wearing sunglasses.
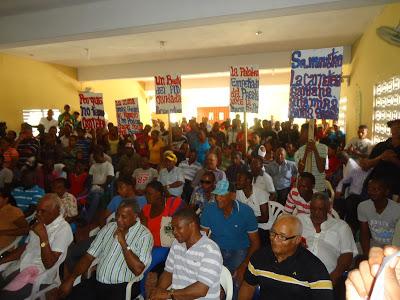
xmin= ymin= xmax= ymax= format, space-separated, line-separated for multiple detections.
xmin=239 ymin=214 xmax=334 ymax=300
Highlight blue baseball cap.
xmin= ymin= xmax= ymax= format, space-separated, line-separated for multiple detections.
xmin=212 ymin=180 xmax=235 ymax=195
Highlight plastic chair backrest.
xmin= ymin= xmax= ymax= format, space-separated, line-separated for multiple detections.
xmin=220 ymin=265 xmax=233 ymax=300
xmin=260 ymin=201 xmax=285 ymax=230
xmin=330 ymin=208 xmax=340 ymax=219
xmin=325 ymin=180 xmax=335 ymax=204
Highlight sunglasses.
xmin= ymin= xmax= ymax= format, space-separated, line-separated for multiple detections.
xmin=200 ymin=180 xmax=212 ymax=184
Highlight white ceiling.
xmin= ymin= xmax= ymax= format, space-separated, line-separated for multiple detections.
xmin=2 ymin=5 xmax=383 ymax=67
xmin=0 ymin=0 xmax=107 ymax=17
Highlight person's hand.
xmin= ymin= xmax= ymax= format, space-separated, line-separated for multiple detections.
xmin=346 ymin=246 xmax=400 ymax=299
xmin=380 ymin=150 xmax=398 ymax=163
xmin=330 ymin=270 xmax=342 ymax=287
xmin=306 ymin=140 xmax=317 ymax=154
xmin=359 ymin=158 xmax=370 ymax=171
xmin=149 ymin=287 xmax=170 ymax=300
xmin=233 ymin=263 xmax=247 ymax=285
xmin=31 ymin=221 xmax=47 ymax=240
xmin=58 ymin=278 xmax=75 ymax=299
xmin=114 ymin=227 xmax=127 ymax=247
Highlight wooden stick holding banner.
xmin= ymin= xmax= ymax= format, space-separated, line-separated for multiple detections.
xmin=305 ymin=119 xmax=315 ymax=173
xmin=229 ymin=65 xmax=259 ymax=156
xmin=154 ymin=74 xmax=182 ymax=147
xmin=79 ymin=91 xmax=105 ymax=145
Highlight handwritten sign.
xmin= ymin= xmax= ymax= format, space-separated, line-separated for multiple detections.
xmin=79 ymin=92 xmax=105 ymax=129
xmin=230 ymin=66 xmax=259 ymax=113
xmin=115 ymin=98 xmax=140 ymax=135
xmin=155 ymin=75 xmax=182 ymax=114
xmin=289 ymin=47 xmax=343 ymax=120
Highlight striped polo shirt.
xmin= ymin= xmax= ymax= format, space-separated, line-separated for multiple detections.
xmin=284 ymin=187 xmax=316 ymax=215
xmin=87 ymin=221 xmax=153 ymax=284
xmin=11 ymin=185 xmax=45 ymax=212
xmin=165 ymin=234 xmax=222 ymax=300
xmin=244 ymin=246 xmax=333 ymax=300
xmin=178 ymin=159 xmax=202 ymax=181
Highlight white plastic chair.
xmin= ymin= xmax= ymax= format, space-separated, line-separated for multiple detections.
xmin=0 ymin=236 xmax=23 ymax=257
xmin=25 ymin=212 xmax=36 ymax=224
xmin=220 ymin=265 xmax=233 ymax=300
xmin=325 ymin=180 xmax=335 ymax=204
xmin=0 ymin=251 xmax=67 ymax=300
xmin=259 ymin=201 xmax=285 ymax=230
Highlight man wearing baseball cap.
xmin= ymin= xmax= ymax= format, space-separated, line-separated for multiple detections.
xmin=200 ymin=180 xmax=260 ymax=299
xmin=360 ymin=118 xmax=400 ymax=197
xmin=158 ymin=151 xmax=184 ymax=197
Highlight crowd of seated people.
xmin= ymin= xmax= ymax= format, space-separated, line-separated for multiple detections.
xmin=0 ymin=106 xmax=399 ymax=300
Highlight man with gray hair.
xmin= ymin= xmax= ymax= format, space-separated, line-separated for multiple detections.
xmin=239 ymin=214 xmax=334 ymax=300
xmin=297 ymin=193 xmax=357 ymax=299
xmin=59 ymin=199 xmax=153 ymax=300
xmin=0 ymin=193 xmax=73 ymax=299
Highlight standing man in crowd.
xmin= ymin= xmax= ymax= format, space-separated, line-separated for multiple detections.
xmin=265 ymin=147 xmax=297 ymax=205
xmin=150 ymin=208 xmax=223 ymax=300
xmin=39 ymin=109 xmax=58 ymax=133
xmin=239 ymin=215 xmax=334 ymax=300
xmin=295 ymin=123 xmax=328 ymax=192
xmin=345 ymin=125 xmax=373 ymax=160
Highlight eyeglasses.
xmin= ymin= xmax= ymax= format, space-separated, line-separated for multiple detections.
xmin=269 ymin=230 xmax=298 ymax=241
xmin=200 ymin=180 xmax=212 ymax=184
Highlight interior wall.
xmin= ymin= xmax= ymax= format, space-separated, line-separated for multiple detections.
xmin=81 ymin=79 xmax=149 ymax=127
xmin=0 ymin=53 xmax=80 ymax=132
xmin=342 ymin=3 xmax=400 ymax=140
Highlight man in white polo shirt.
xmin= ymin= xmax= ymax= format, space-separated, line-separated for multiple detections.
xmin=39 ymin=109 xmax=58 ymax=133
xmin=151 ymin=208 xmax=223 ymax=300
xmin=298 ymin=192 xmax=357 ymax=299
xmin=159 ymin=151 xmax=185 ymax=197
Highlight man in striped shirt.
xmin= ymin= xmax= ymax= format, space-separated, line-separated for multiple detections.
xmin=150 ymin=208 xmax=223 ymax=300
xmin=284 ymin=172 xmax=316 ymax=215
xmin=59 ymin=199 xmax=153 ymax=300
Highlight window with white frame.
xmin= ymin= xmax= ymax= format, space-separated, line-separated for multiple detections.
xmin=22 ymin=109 xmax=61 ymax=135
xmin=373 ymin=76 xmax=400 ymax=144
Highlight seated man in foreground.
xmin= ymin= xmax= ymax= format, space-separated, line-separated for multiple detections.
xmin=59 ymin=199 xmax=153 ymax=300
xmin=298 ymin=192 xmax=357 ymax=299
xmin=0 ymin=194 xmax=73 ymax=300
xmin=239 ymin=214 xmax=334 ymax=300
xmin=150 ymin=208 xmax=223 ymax=300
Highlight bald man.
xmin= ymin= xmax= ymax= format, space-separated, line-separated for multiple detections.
xmin=239 ymin=215 xmax=334 ymax=300
xmin=0 ymin=194 xmax=73 ymax=299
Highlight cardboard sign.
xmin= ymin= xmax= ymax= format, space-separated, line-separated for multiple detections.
xmin=79 ymin=92 xmax=105 ymax=129
xmin=115 ymin=98 xmax=140 ymax=135
xmin=230 ymin=65 xmax=259 ymax=113
xmin=155 ymin=75 xmax=182 ymax=114
xmin=289 ymin=47 xmax=344 ymax=120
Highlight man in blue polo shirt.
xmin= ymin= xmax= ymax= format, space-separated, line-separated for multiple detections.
xmin=200 ymin=180 xmax=260 ymax=299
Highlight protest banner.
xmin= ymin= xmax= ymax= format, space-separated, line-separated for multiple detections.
xmin=79 ymin=92 xmax=105 ymax=129
xmin=154 ymin=74 xmax=182 ymax=114
xmin=289 ymin=47 xmax=344 ymax=120
xmin=230 ymin=65 xmax=259 ymax=113
xmin=115 ymin=98 xmax=140 ymax=135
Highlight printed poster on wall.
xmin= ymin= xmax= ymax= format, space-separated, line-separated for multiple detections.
xmin=230 ymin=65 xmax=259 ymax=113
xmin=115 ymin=98 xmax=141 ymax=135
xmin=289 ymin=47 xmax=344 ymax=120
xmin=154 ymin=75 xmax=182 ymax=114
xmin=79 ymin=92 xmax=105 ymax=129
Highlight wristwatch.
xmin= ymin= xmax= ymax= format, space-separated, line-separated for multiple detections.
xmin=168 ymin=288 xmax=175 ymax=300
xmin=40 ymin=241 xmax=48 ymax=248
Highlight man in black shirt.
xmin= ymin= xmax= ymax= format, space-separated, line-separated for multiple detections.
xmin=239 ymin=215 xmax=334 ymax=300
xmin=360 ymin=119 xmax=400 ymax=196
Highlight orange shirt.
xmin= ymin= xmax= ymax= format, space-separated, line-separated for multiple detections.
xmin=142 ymin=197 xmax=183 ymax=247
xmin=148 ymin=139 xmax=165 ymax=165
xmin=0 ymin=204 xmax=24 ymax=249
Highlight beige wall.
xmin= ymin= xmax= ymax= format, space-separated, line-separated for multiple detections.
xmin=0 ymin=53 xmax=80 ymax=131
xmin=342 ymin=3 xmax=400 ymax=140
